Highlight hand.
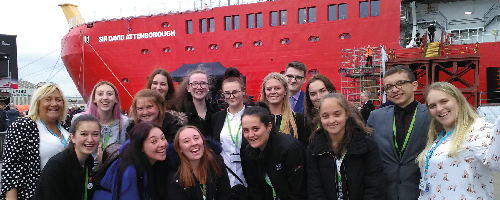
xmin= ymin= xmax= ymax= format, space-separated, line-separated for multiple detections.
xmin=96 ymin=143 xmax=103 ymax=162
xmin=5 ymin=188 xmax=17 ymax=200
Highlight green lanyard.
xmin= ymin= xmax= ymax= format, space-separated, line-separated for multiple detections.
xmin=392 ymin=109 xmax=417 ymax=157
xmin=264 ymin=174 xmax=276 ymax=199
xmin=336 ymin=150 xmax=347 ymax=200
xmin=200 ymin=183 xmax=206 ymax=200
xmin=101 ymin=118 xmax=113 ymax=150
xmin=279 ymin=118 xmax=284 ymax=132
xmin=317 ymin=122 xmax=321 ymax=130
xmin=226 ymin=114 xmax=241 ymax=147
xmin=83 ymin=167 xmax=88 ymax=200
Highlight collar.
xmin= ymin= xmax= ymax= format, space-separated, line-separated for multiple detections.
xmin=291 ymin=90 xmax=301 ymax=101
xmin=226 ymin=105 xmax=245 ymax=120
xmin=310 ymin=128 xmax=368 ymax=155
xmin=394 ymin=100 xmax=418 ymax=114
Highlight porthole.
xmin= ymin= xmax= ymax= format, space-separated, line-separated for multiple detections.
xmin=122 ymin=78 xmax=129 ymax=83
xmin=234 ymin=42 xmax=243 ymax=49
xmin=253 ymin=40 xmax=263 ymax=47
xmin=280 ymin=38 xmax=290 ymax=45
xmin=161 ymin=22 xmax=170 ymax=28
xmin=141 ymin=49 xmax=149 ymax=54
xmin=163 ymin=47 xmax=171 ymax=53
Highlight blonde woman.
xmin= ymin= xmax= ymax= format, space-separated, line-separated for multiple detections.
xmin=260 ymin=72 xmax=310 ymax=146
xmin=1 ymin=83 xmax=69 ymax=200
xmin=417 ymin=82 xmax=500 ymax=199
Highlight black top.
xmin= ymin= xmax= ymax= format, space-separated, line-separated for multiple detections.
xmin=34 ymin=145 xmax=95 ymax=200
xmin=272 ymin=112 xmax=311 ymax=147
xmin=394 ymin=100 xmax=418 ymax=154
xmin=242 ymin=131 xmax=307 ymax=200
xmin=181 ymin=99 xmax=219 ymax=137
xmin=307 ymin=128 xmax=386 ymax=200
xmin=360 ymin=100 xmax=375 ymax=123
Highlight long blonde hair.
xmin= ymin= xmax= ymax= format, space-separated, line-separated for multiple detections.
xmin=260 ymin=73 xmax=298 ymax=138
xmin=417 ymin=82 xmax=478 ymax=166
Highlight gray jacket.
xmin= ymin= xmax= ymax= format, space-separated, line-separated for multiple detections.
xmin=366 ymin=103 xmax=430 ymax=200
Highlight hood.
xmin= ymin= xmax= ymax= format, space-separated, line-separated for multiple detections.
xmin=165 ymin=136 xmax=222 ymax=169
xmin=167 ymin=110 xmax=188 ymax=126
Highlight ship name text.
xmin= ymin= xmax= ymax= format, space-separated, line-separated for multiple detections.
xmin=99 ymin=30 xmax=176 ymax=42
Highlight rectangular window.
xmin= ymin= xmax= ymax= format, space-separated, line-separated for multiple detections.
xmin=298 ymin=8 xmax=306 ymax=24
xmin=233 ymin=15 xmax=240 ymax=30
xmin=271 ymin=11 xmax=278 ymax=26
xmin=209 ymin=18 xmax=215 ymax=32
xmin=371 ymin=0 xmax=380 ymax=17
xmin=339 ymin=4 xmax=347 ymax=20
xmin=186 ymin=20 xmax=193 ymax=34
xmin=280 ymin=10 xmax=287 ymax=25
xmin=247 ymin=14 xmax=254 ymax=28
xmin=360 ymin=1 xmax=369 ymax=18
xmin=256 ymin=13 xmax=263 ymax=28
xmin=308 ymin=7 xmax=316 ymax=23
xmin=200 ymin=18 xmax=207 ymax=33
xmin=328 ymin=5 xmax=337 ymax=21
xmin=225 ymin=16 xmax=231 ymax=31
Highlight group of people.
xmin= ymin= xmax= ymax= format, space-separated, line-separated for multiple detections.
xmin=1 ymin=61 xmax=499 ymax=200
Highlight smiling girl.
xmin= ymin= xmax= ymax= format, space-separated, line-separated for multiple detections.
xmin=417 ymin=82 xmax=500 ymax=199
xmin=260 ymin=72 xmax=310 ymax=146
xmin=146 ymin=69 xmax=175 ymax=109
xmin=241 ymin=102 xmax=307 ymax=200
xmin=167 ymin=126 xmax=230 ymax=200
xmin=304 ymin=74 xmax=337 ymax=132
xmin=34 ymin=114 xmax=100 ymax=200
xmin=93 ymin=122 xmax=168 ymax=200
xmin=175 ymin=68 xmax=218 ymax=137
xmin=306 ymin=93 xmax=385 ymax=200
xmin=73 ymin=81 xmax=129 ymax=162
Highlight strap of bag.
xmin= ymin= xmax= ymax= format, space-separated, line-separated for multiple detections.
xmin=225 ymin=164 xmax=245 ymax=185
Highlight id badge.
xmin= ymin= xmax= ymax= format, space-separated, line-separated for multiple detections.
xmin=419 ymin=179 xmax=430 ymax=192
xmin=230 ymin=153 xmax=241 ymax=162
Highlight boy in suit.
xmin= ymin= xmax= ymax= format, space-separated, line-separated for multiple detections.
xmin=284 ymin=61 xmax=307 ymax=114
xmin=367 ymin=65 xmax=431 ymax=200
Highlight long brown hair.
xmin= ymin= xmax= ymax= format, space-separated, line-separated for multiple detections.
xmin=315 ymin=93 xmax=371 ymax=156
xmin=304 ymin=74 xmax=337 ymax=132
xmin=174 ymin=126 xmax=222 ymax=187
xmin=146 ymin=69 xmax=175 ymax=109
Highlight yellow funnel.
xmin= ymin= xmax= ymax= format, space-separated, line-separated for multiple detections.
xmin=59 ymin=4 xmax=84 ymax=25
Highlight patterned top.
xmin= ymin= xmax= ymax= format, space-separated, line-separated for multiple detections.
xmin=1 ymin=118 xmax=43 ymax=199
xmin=418 ymin=117 xmax=500 ymax=200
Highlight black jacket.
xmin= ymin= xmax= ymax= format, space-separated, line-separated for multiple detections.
xmin=306 ymin=128 xmax=385 ymax=200
xmin=242 ymin=131 xmax=307 ymax=200
xmin=166 ymin=138 xmax=231 ymax=200
xmin=34 ymin=144 xmax=94 ymax=200
xmin=272 ymin=112 xmax=311 ymax=147
xmin=182 ymin=100 xmax=219 ymax=137
xmin=360 ymin=100 xmax=375 ymax=123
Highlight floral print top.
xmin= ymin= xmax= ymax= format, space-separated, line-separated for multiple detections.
xmin=418 ymin=117 xmax=500 ymax=200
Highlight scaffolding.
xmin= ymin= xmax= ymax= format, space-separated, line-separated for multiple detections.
xmin=340 ymin=46 xmax=384 ymax=107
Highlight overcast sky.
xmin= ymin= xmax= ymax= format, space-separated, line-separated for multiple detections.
xmin=0 ymin=0 xmax=219 ymax=97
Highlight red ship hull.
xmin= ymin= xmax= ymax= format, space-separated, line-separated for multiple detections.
xmin=61 ymin=0 xmax=497 ymax=110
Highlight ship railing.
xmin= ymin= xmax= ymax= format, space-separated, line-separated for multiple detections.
xmin=77 ymin=0 xmax=273 ymax=25
xmin=415 ymin=10 xmax=447 ymax=31
xmin=479 ymin=91 xmax=500 ymax=106
xmin=483 ymin=3 xmax=500 ymax=27
xmin=446 ymin=27 xmax=499 ymax=44
xmin=68 ymin=15 xmax=85 ymax=29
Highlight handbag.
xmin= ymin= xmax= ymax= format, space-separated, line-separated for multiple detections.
xmin=225 ymin=165 xmax=249 ymax=200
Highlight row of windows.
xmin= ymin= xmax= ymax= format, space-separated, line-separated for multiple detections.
xmin=142 ymin=34 xmax=351 ymax=54
xmin=185 ymin=1 xmax=380 ymax=34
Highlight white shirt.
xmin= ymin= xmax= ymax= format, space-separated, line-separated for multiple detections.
xmin=418 ymin=117 xmax=500 ymax=200
xmin=220 ymin=106 xmax=247 ymax=187
xmin=37 ymin=120 xmax=70 ymax=170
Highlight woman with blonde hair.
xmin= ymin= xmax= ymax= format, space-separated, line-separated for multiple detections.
xmin=260 ymin=72 xmax=310 ymax=146
xmin=417 ymin=82 xmax=500 ymax=199
xmin=1 ymin=83 xmax=70 ymax=200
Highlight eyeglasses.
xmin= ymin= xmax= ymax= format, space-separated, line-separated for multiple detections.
xmin=285 ymin=74 xmax=305 ymax=81
xmin=383 ymin=80 xmax=412 ymax=92
xmin=222 ymin=90 xmax=241 ymax=98
xmin=189 ymin=82 xmax=209 ymax=89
